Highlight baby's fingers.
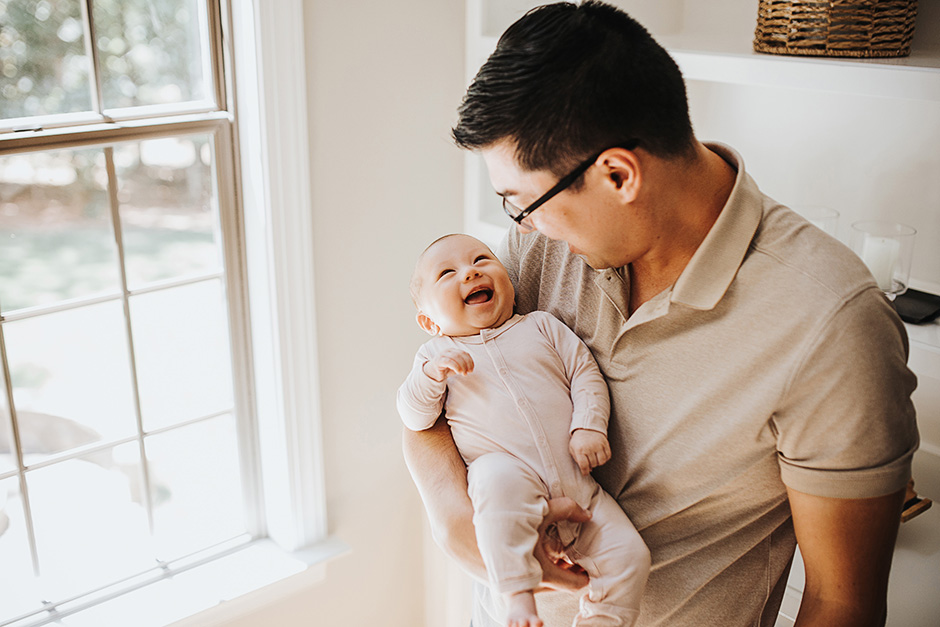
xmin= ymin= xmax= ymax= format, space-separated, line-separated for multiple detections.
xmin=442 ymin=351 xmax=474 ymax=375
xmin=573 ymin=452 xmax=592 ymax=476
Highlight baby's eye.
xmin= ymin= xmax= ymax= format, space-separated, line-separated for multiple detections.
xmin=438 ymin=269 xmax=455 ymax=279
xmin=474 ymin=255 xmax=488 ymax=263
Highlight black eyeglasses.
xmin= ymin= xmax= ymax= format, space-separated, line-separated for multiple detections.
xmin=502 ymin=142 xmax=638 ymax=228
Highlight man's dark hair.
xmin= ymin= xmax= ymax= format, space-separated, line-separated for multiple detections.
xmin=452 ymin=1 xmax=695 ymax=175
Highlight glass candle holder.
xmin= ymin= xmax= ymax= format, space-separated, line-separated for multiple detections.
xmin=850 ymin=220 xmax=916 ymax=299
xmin=793 ymin=205 xmax=840 ymax=238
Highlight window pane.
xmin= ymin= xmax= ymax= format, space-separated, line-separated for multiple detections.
xmin=146 ymin=415 xmax=245 ymax=560
xmin=5 ymin=301 xmax=138 ymax=464
xmin=0 ymin=476 xmax=42 ymax=618
xmin=115 ymin=135 xmax=222 ymax=288
xmin=28 ymin=442 xmax=153 ymax=599
xmin=131 ymin=280 xmax=233 ymax=431
xmin=0 ymin=148 xmax=120 ymax=313
xmin=94 ymin=0 xmax=210 ymax=109
xmin=0 ymin=0 xmax=92 ymax=120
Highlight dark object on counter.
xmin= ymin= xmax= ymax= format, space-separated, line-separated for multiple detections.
xmin=902 ymin=479 xmax=932 ymax=523
xmin=894 ymin=288 xmax=940 ymax=324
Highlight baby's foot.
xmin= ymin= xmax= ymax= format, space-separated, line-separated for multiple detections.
xmin=506 ymin=590 xmax=543 ymax=627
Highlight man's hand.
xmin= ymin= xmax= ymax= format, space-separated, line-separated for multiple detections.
xmin=569 ymin=429 xmax=611 ymax=475
xmin=423 ymin=348 xmax=474 ymax=382
xmin=533 ymin=497 xmax=592 ymax=591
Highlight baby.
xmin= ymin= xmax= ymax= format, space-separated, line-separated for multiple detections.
xmin=397 ymin=234 xmax=649 ymax=627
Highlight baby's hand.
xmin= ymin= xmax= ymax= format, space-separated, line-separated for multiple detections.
xmin=423 ymin=348 xmax=474 ymax=382
xmin=569 ymin=429 xmax=611 ymax=476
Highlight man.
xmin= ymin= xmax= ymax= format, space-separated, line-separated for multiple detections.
xmin=403 ymin=2 xmax=919 ymax=626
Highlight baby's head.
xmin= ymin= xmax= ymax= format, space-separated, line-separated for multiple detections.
xmin=410 ymin=234 xmax=515 ymax=337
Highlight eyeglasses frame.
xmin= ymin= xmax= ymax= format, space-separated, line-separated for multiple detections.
xmin=502 ymin=141 xmax=638 ymax=226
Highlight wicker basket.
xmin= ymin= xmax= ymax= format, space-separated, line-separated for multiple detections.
xmin=754 ymin=0 xmax=918 ymax=58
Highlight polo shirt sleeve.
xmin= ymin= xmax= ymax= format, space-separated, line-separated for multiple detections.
xmin=772 ymin=288 xmax=919 ymax=499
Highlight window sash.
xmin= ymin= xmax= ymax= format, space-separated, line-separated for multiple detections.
xmin=0 ymin=0 xmax=225 ymax=133
xmin=0 ymin=120 xmax=262 ymax=625
xmin=1 ymin=0 xmax=331 ymax=623
xmin=0 ymin=1 xmax=268 ymax=622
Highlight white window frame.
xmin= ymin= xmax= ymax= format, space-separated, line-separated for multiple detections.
xmin=227 ymin=0 xmax=329 ymax=553
xmin=0 ymin=0 xmax=343 ymax=624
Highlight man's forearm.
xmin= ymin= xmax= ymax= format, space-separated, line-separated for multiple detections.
xmin=789 ymin=487 xmax=904 ymax=627
xmin=402 ymin=419 xmax=487 ymax=581
xmin=793 ymin=596 xmax=886 ymax=627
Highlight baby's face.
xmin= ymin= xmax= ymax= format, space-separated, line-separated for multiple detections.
xmin=415 ymin=235 xmax=515 ymax=337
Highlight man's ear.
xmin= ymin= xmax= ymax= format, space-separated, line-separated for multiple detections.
xmin=598 ymin=147 xmax=641 ymax=203
xmin=416 ymin=311 xmax=441 ymax=336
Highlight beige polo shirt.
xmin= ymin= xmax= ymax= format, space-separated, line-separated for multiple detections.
xmin=484 ymin=143 xmax=919 ymax=627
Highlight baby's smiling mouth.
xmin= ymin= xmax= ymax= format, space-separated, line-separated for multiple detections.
xmin=464 ymin=287 xmax=493 ymax=305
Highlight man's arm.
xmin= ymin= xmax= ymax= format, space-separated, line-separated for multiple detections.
xmin=402 ymin=418 xmax=591 ymax=589
xmin=402 ymin=418 xmax=487 ymax=581
xmin=788 ymin=486 xmax=905 ymax=627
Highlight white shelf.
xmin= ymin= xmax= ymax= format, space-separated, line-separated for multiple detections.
xmin=663 ymin=0 xmax=939 ymax=100
xmin=661 ymin=0 xmax=939 ymax=101
xmin=907 ymin=320 xmax=940 ymax=352
xmin=671 ymin=48 xmax=940 ymax=101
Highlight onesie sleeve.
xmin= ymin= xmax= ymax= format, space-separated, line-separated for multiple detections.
xmin=397 ymin=345 xmax=448 ymax=431
xmin=534 ymin=312 xmax=611 ymax=436
xmin=772 ymin=288 xmax=919 ymax=499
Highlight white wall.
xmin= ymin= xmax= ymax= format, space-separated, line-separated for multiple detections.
xmin=212 ymin=1 xmax=466 ymax=625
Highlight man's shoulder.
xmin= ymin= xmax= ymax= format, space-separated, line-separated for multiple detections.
xmin=748 ymin=204 xmax=875 ymax=307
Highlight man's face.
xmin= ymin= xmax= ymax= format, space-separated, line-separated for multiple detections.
xmin=481 ymin=140 xmax=640 ymax=270
xmin=415 ymin=235 xmax=515 ymax=337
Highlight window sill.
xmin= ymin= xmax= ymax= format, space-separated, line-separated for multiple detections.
xmin=23 ymin=537 xmax=349 ymax=627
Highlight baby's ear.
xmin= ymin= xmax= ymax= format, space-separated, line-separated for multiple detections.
xmin=416 ymin=311 xmax=441 ymax=336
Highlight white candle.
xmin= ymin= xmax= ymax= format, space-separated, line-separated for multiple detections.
xmin=861 ymin=235 xmax=900 ymax=291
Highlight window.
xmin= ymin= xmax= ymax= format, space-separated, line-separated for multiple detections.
xmin=0 ymin=2 xmax=272 ymax=624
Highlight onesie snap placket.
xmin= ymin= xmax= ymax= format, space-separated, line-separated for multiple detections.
xmin=480 ymin=325 xmax=567 ymax=499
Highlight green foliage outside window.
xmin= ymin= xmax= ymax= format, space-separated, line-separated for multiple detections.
xmin=0 ymin=0 xmax=206 ymax=119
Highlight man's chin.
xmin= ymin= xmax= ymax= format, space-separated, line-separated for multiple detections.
xmin=567 ymin=243 xmax=610 ymax=269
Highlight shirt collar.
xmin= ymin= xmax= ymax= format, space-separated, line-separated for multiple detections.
xmin=453 ymin=313 xmax=525 ymax=344
xmin=670 ymin=143 xmax=763 ymax=311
